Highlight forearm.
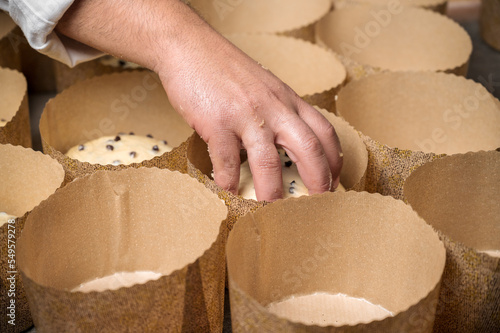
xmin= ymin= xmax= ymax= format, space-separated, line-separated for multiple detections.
xmin=56 ymin=0 xmax=209 ymax=73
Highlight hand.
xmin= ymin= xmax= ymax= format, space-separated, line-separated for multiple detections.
xmin=57 ymin=0 xmax=343 ymax=201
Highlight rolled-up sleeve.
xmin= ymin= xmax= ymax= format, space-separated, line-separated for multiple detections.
xmin=1 ymin=0 xmax=103 ymax=67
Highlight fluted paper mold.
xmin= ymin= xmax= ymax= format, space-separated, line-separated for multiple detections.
xmin=227 ymin=191 xmax=446 ymax=332
xmin=17 ymin=168 xmax=229 ymax=332
xmin=0 ymin=12 xmax=21 ymax=71
xmin=0 ymin=67 xmax=31 ymax=148
xmin=480 ymin=0 xmax=500 ymax=52
xmin=0 ymin=144 xmax=64 ymax=333
xmin=190 ymin=0 xmax=331 ymax=42
xmin=404 ymin=151 xmax=500 ymax=333
xmin=225 ymin=34 xmax=346 ymax=112
xmin=316 ymin=6 xmax=472 ymax=81
xmin=332 ymin=0 xmax=448 ymax=14
xmin=336 ymin=71 xmax=500 ymax=199
xmin=40 ymin=71 xmax=194 ymax=183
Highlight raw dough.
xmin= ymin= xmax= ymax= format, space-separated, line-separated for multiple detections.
xmin=0 ymin=212 xmax=16 ymax=227
xmin=238 ymin=149 xmax=345 ymax=200
xmin=66 ymin=133 xmax=172 ymax=165
xmin=99 ymin=55 xmax=141 ymax=69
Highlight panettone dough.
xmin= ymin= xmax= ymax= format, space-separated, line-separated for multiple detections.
xmin=238 ymin=149 xmax=345 ymax=200
xmin=66 ymin=133 xmax=172 ymax=165
xmin=71 ymin=271 xmax=162 ymax=293
xmin=99 ymin=55 xmax=141 ymax=69
xmin=0 ymin=212 xmax=16 ymax=226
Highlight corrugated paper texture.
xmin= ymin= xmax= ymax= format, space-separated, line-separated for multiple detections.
xmin=225 ymin=34 xmax=346 ymax=113
xmin=0 ymin=68 xmax=31 ymax=148
xmin=316 ymin=6 xmax=471 ymax=77
xmin=331 ymin=0 xmax=448 ymax=14
xmin=186 ymin=109 xmax=368 ymax=231
xmin=227 ymin=191 xmax=446 ymax=332
xmin=186 ymin=133 xmax=265 ymax=233
xmin=40 ymin=71 xmax=194 ymax=183
xmin=480 ymin=0 xmax=500 ymax=52
xmin=189 ymin=0 xmax=331 ymax=43
xmin=404 ymin=151 xmax=500 ymax=333
xmin=17 ymin=168 xmax=229 ymax=332
xmin=0 ymin=144 xmax=65 ymax=333
xmin=0 ymin=13 xmax=21 ymax=71
xmin=53 ymin=58 xmax=145 ymax=92
xmin=336 ymin=72 xmax=500 ymax=199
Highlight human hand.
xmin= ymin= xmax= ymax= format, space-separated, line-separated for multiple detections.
xmin=57 ymin=0 xmax=343 ymax=201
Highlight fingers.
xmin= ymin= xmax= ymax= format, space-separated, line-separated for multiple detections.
xmin=295 ymin=103 xmax=343 ymax=190
xmin=207 ymin=133 xmax=242 ymax=195
xmin=273 ymin=112 xmax=333 ymax=196
xmin=242 ymin=129 xmax=284 ymax=202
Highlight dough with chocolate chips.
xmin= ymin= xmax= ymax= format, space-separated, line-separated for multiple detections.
xmin=238 ymin=149 xmax=345 ymax=200
xmin=99 ymin=55 xmax=141 ymax=69
xmin=66 ymin=133 xmax=172 ymax=165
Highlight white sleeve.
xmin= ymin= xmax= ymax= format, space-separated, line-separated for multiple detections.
xmin=0 ymin=0 xmax=103 ymax=67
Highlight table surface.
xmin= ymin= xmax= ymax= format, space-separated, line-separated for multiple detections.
xmin=22 ymin=12 xmax=499 ymax=333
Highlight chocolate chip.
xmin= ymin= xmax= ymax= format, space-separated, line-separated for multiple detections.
xmin=290 ymin=180 xmax=296 ymax=185
xmin=146 ymin=134 xmax=153 ymax=138
xmin=162 ymin=140 xmax=168 ymax=145
xmin=112 ymin=160 xmax=121 ymax=165
xmin=118 ymin=60 xmax=126 ymax=67
xmin=289 ymin=187 xmax=295 ymax=194
xmin=114 ymin=135 xmax=121 ymax=141
xmin=129 ymin=132 xmax=135 ymax=135
xmin=284 ymin=160 xmax=292 ymax=168
xmin=152 ymin=145 xmax=159 ymax=152
xmin=284 ymin=151 xmax=289 ymax=158
xmin=497 ymin=147 xmax=500 ymax=152
xmin=130 ymin=151 xmax=137 ymax=158
xmin=106 ymin=144 xmax=114 ymax=151
xmin=78 ymin=145 xmax=85 ymax=151
xmin=0 ymin=118 xmax=5 ymax=122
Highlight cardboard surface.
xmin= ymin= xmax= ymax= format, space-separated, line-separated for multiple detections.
xmin=404 ymin=151 xmax=500 ymax=333
xmin=0 ymin=67 xmax=31 ymax=148
xmin=0 ymin=13 xmax=21 ymax=71
xmin=225 ymin=34 xmax=346 ymax=112
xmin=336 ymin=71 xmax=500 ymax=198
xmin=480 ymin=0 xmax=500 ymax=51
xmin=17 ymin=168 xmax=229 ymax=332
xmin=316 ymin=6 xmax=471 ymax=76
xmin=0 ymin=144 xmax=65 ymax=333
xmin=40 ymin=71 xmax=194 ymax=183
xmin=190 ymin=0 xmax=331 ymax=42
xmin=227 ymin=191 xmax=446 ymax=332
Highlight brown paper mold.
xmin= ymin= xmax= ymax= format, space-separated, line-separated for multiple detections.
xmin=332 ymin=0 xmax=448 ymax=14
xmin=336 ymin=71 xmax=500 ymax=199
xmin=0 ymin=144 xmax=65 ymax=333
xmin=226 ymin=191 xmax=446 ymax=332
xmin=189 ymin=0 xmax=331 ymax=42
xmin=225 ymin=34 xmax=346 ymax=112
xmin=404 ymin=151 xmax=500 ymax=333
xmin=480 ymin=0 xmax=500 ymax=52
xmin=186 ymin=108 xmax=368 ymax=231
xmin=40 ymin=71 xmax=194 ymax=184
xmin=316 ymin=6 xmax=472 ymax=82
xmin=0 ymin=67 xmax=31 ymax=148
xmin=17 ymin=168 xmax=229 ymax=332
xmin=0 ymin=12 xmax=21 ymax=71
xmin=54 ymin=56 xmax=145 ymax=92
